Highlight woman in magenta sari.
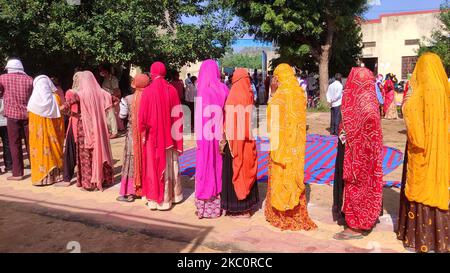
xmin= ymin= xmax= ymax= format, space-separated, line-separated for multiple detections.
xmin=194 ymin=59 xmax=229 ymax=219
xmin=139 ymin=62 xmax=184 ymax=211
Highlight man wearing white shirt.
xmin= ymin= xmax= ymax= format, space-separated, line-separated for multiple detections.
xmin=326 ymin=73 xmax=343 ymax=135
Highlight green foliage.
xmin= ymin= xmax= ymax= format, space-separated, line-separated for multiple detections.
xmin=220 ymin=53 xmax=262 ymax=69
xmin=216 ymin=0 xmax=367 ymax=99
xmin=418 ymin=1 xmax=450 ymax=74
xmin=329 ymin=19 xmax=363 ymax=76
xmin=307 ymin=101 xmax=330 ymax=113
xmin=0 ymin=0 xmax=237 ymax=84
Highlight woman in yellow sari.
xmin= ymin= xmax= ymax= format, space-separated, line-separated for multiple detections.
xmin=265 ymin=63 xmax=317 ymax=231
xmin=27 ymin=75 xmax=65 ymax=186
xmin=397 ymin=52 xmax=449 ymax=253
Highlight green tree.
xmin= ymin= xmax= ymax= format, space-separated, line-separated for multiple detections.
xmin=418 ymin=1 xmax=450 ymax=74
xmin=219 ymin=0 xmax=368 ymax=102
xmin=0 ymin=0 xmax=237 ymax=87
xmin=220 ymin=53 xmax=262 ymax=69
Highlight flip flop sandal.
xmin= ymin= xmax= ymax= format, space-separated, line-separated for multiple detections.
xmin=333 ymin=231 xmax=364 ymax=240
xmin=116 ymin=196 xmax=134 ymax=202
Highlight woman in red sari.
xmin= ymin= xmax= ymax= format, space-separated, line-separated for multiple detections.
xmin=333 ymin=67 xmax=384 ymax=240
xmin=139 ymin=62 xmax=184 ymax=210
xmin=383 ymin=73 xmax=398 ymax=119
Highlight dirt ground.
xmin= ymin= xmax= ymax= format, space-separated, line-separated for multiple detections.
xmin=0 ymin=201 xmax=218 ymax=253
xmin=0 ymin=111 xmax=408 ymax=253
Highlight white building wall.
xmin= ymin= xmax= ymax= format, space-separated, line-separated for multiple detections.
xmin=361 ymin=11 xmax=441 ymax=78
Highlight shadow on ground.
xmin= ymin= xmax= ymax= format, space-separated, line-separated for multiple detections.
xmin=0 ymin=198 xmax=213 ymax=253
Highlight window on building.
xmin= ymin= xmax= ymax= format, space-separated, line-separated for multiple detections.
xmin=363 ymin=41 xmax=376 ymax=48
xmin=402 ymin=56 xmax=418 ymax=79
xmin=404 ymin=39 xmax=420 ymax=46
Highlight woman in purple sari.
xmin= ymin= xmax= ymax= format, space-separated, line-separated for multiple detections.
xmin=194 ymin=60 xmax=229 ymax=219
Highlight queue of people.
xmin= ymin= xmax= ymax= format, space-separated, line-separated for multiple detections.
xmin=0 ymin=53 xmax=448 ymax=253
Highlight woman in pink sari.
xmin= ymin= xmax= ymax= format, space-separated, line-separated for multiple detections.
xmin=194 ymin=60 xmax=229 ymax=218
xmin=61 ymin=71 xmax=114 ymax=191
xmin=139 ymin=62 xmax=184 ymax=210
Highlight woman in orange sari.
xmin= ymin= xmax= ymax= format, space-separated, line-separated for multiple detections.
xmin=27 ymin=75 xmax=65 ymax=186
xmin=265 ymin=64 xmax=317 ymax=231
xmin=221 ymin=68 xmax=259 ymax=217
xmin=397 ymin=52 xmax=449 ymax=253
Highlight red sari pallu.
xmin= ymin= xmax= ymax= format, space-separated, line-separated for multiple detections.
xmin=341 ymin=67 xmax=384 ymax=231
xmin=138 ymin=62 xmax=183 ymax=204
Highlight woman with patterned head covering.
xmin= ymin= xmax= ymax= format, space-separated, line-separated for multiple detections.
xmin=60 ymin=71 xmax=114 ymax=191
xmin=194 ymin=59 xmax=229 ymax=219
xmin=221 ymin=68 xmax=258 ymax=217
xmin=116 ymin=74 xmax=150 ymax=202
xmin=27 ymin=75 xmax=65 ymax=186
xmin=265 ymin=63 xmax=317 ymax=231
xmin=333 ymin=67 xmax=384 ymax=240
xmin=139 ymin=62 xmax=184 ymax=210
xmin=397 ymin=52 xmax=449 ymax=253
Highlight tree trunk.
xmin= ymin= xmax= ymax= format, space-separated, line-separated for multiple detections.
xmin=319 ymin=18 xmax=335 ymax=103
xmin=319 ymin=47 xmax=331 ymax=103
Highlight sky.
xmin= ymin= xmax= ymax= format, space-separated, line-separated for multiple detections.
xmin=364 ymin=0 xmax=443 ymax=19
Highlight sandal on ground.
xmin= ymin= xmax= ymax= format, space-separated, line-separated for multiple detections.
xmin=7 ymin=175 xmax=25 ymax=181
xmin=116 ymin=195 xmax=134 ymax=202
xmin=230 ymin=214 xmax=251 ymax=219
xmin=333 ymin=230 xmax=364 ymax=240
xmin=146 ymin=202 xmax=157 ymax=210
xmin=227 ymin=211 xmax=252 ymax=218
xmin=53 ymin=181 xmax=71 ymax=187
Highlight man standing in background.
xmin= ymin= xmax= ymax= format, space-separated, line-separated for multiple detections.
xmin=0 ymin=76 xmax=12 ymax=174
xmin=326 ymin=73 xmax=343 ymax=136
xmin=298 ymin=72 xmax=308 ymax=101
xmin=184 ymin=75 xmax=197 ymax=132
xmin=170 ymin=72 xmax=185 ymax=103
xmin=185 ymin=73 xmax=192 ymax=86
xmin=264 ymin=72 xmax=271 ymax=104
xmin=0 ymin=59 xmax=33 ymax=180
